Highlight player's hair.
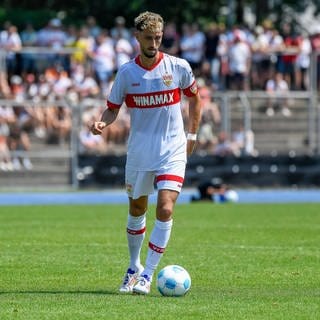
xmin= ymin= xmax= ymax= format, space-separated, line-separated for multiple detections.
xmin=134 ymin=11 xmax=164 ymax=32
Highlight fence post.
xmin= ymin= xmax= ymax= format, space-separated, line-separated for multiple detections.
xmin=239 ymin=92 xmax=252 ymax=155
xmin=70 ymin=100 xmax=81 ymax=189
xmin=309 ymin=51 xmax=319 ymax=154
xmin=220 ymin=93 xmax=230 ymax=134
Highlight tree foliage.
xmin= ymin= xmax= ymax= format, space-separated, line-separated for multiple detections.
xmin=0 ymin=0 xmax=319 ymax=29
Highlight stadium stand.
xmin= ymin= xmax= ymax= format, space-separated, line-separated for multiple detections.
xmin=1 ymin=17 xmax=320 ymax=189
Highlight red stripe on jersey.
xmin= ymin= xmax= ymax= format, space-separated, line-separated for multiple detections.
xmin=155 ymin=174 xmax=184 ymax=184
xmin=183 ymin=80 xmax=198 ymax=97
xmin=107 ymin=100 xmax=121 ymax=109
xmin=127 ymin=227 xmax=146 ymax=235
xmin=149 ymin=242 xmax=165 ymax=253
xmin=125 ymin=88 xmax=181 ymax=109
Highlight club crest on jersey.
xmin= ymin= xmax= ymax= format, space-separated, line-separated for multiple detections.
xmin=162 ymin=73 xmax=173 ymax=86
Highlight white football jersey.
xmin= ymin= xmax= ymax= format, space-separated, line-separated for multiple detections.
xmin=107 ymin=52 xmax=198 ymax=170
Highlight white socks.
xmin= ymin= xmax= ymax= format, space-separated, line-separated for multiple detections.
xmin=126 ymin=213 xmax=146 ymax=272
xmin=142 ymin=219 xmax=173 ymax=279
xmin=126 ymin=215 xmax=173 ymax=280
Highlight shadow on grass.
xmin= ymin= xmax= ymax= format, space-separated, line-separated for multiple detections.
xmin=0 ymin=289 xmax=117 ymax=295
xmin=0 ymin=289 xmax=167 ymax=298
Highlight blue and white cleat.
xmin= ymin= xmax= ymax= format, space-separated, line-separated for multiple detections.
xmin=119 ymin=266 xmax=143 ymax=293
xmin=133 ymin=274 xmax=151 ymax=295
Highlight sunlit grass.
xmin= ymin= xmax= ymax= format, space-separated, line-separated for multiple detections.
xmin=0 ymin=203 xmax=319 ymax=319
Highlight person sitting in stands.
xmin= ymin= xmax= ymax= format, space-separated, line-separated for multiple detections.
xmin=265 ymin=72 xmax=291 ymax=117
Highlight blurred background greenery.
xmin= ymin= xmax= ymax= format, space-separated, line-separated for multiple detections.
xmin=0 ymin=0 xmax=318 ymax=31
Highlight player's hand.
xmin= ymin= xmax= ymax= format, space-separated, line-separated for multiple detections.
xmin=91 ymin=121 xmax=107 ymax=135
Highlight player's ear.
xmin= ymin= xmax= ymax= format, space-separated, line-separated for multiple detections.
xmin=134 ymin=30 xmax=140 ymax=40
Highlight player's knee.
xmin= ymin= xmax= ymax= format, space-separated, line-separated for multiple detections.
xmin=157 ymin=206 xmax=173 ymax=221
xmin=129 ymin=203 xmax=147 ymax=216
xmin=129 ymin=196 xmax=148 ymax=216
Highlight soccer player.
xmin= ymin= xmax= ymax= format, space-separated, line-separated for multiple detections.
xmin=91 ymin=11 xmax=202 ymax=294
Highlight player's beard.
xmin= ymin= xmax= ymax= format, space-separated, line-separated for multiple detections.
xmin=142 ymin=47 xmax=157 ymax=59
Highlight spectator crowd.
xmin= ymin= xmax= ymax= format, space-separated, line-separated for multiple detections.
xmin=0 ymin=15 xmax=319 ymax=170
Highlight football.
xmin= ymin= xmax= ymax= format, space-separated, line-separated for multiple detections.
xmin=157 ymin=265 xmax=191 ymax=297
xmin=224 ymin=189 xmax=239 ymax=203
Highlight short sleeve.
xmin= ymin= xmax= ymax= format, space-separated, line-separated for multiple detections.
xmin=107 ymin=67 xmax=127 ymax=109
xmin=177 ymin=58 xmax=198 ymax=97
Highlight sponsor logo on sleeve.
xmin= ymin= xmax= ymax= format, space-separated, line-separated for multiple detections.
xmin=190 ymin=82 xmax=198 ymax=94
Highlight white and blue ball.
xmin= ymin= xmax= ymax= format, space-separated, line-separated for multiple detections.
xmin=218 ymin=189 xmax=239 ymax=203
xmin=157 ymin=265 xmax=191 ymax=297
xmin=224 ymin=189 xmax=239 ymax=203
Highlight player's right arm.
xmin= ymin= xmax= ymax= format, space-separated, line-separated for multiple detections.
xmin=91 ymin=108 xmax=119 ymax=135
xmin=91 ymin=63 xmax=127 ymax=135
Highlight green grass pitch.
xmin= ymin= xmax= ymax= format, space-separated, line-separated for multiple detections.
xmin=0 ymin=203 xmax=319 ymax=319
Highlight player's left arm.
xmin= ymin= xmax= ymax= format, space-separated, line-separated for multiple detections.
xmin=178 ymin=58 xmax=202 ymax=156
xmin=186 ymin=92 xmax=202 ymax=156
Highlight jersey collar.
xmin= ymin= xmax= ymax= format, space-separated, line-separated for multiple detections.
xmin=135 ymin=52 xmax=164 ymax=70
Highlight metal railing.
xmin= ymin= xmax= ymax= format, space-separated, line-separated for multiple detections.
xmin=212 ymin=90 xmax=317 ymax=152
xmin=0 ymin=48 xmax=320 ymax=189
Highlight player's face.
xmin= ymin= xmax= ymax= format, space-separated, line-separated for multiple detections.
xmin=136 ymin=29 xmax=163 ymax=58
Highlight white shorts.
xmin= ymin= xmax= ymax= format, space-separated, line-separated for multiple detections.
xmin=125 ymin=161 xmax=186 ymax=199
